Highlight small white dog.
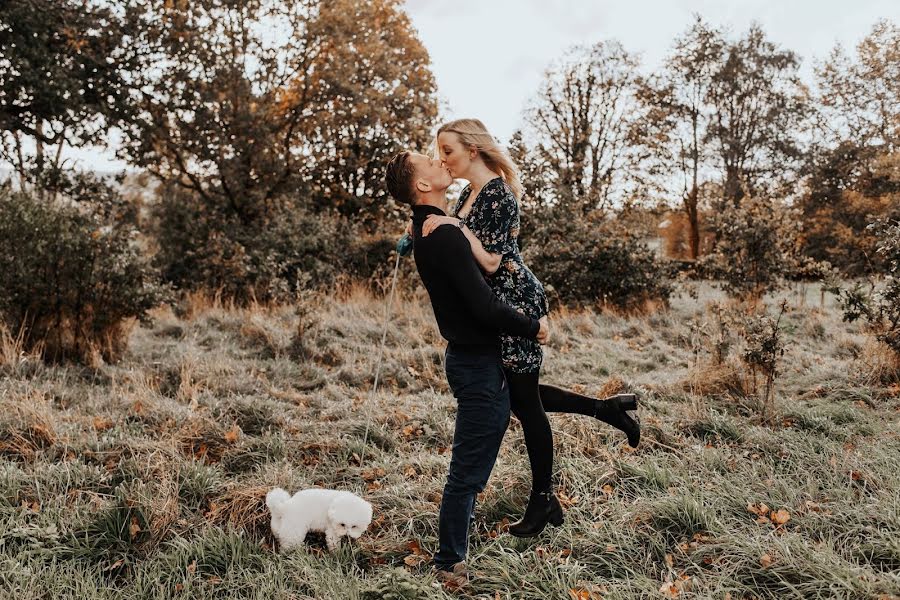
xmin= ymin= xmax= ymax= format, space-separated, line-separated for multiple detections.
xmin=266 ymin=487 xmax=373 ymax=551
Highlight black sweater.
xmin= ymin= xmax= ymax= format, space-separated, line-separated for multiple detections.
xmin=411 ymin=204 xmax=539 ymax=352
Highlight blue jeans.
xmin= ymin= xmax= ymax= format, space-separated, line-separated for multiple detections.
xmin=433 ymin=346 xmax=510 ymax=570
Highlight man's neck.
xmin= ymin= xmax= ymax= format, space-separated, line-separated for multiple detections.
xmin=414 ymin=193 xmax=448 ymax=212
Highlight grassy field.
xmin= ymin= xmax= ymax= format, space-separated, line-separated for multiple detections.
xmin=1 ymin=281 xmax=898 ymax=599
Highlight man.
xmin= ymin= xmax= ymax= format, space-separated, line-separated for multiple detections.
xmin=385 ymin=151 xmax=549 ymax=583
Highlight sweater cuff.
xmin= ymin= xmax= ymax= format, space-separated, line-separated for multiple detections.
xmin=529 ymin=318 xmax=540 ymax=338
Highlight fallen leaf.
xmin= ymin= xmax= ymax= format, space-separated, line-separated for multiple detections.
xmin=401 ymin=424 xmax=423 ymax=438
xmin=93 ymin=417 xmax=113 ymax=431
xmin=361 ymin=468 xmax=386 ymax=482
xmin=760 ymin=553 xmax=774 ymax=568
xmin=403 ymin=554 xmax=425 ymax=567
xmin=574 ymin=584 xmax=607 ymax=599
xmin=129 ymin=516 xmax=141 ymax=540
xmin=771 ymin=509 xmax=791 ymax=526
xmin=659 ymin=581 xmax=680 ymax=598
xmin=558 ymin=492 xmax=581 ymax=508
xmin=195 ymin=443 xmax=209 ymax=459
xmin=224 ymin=424 xmax=241 ymax=443
xmin=102 ymin=558 xmax=125 ymax=572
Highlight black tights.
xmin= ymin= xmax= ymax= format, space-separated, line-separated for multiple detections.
xmin=504 ymin=369 xmax=599 ymax=494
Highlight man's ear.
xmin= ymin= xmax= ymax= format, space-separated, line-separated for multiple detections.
xmin=415 ymin=178 xmax=431 ymax=193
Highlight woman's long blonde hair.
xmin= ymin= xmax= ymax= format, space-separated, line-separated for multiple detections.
xmin=435 ymin=118 xmax=523 ymax=200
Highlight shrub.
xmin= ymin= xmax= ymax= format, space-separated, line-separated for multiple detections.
xmin=700 ymin=196 xmax=825 ymax=301
xmin=152 ymin=185 xmax=398 ymax=303
xmin=28 ymin=166 xmax=139 ymax=226
xmin=739 ymin=301 xmax=789 ymax=420
xmin=0 ymin=188 xmax=166 ymax=363
xmin=831 ymin=220 xmax=900 ymax=379
xmin=685 ymin=300 xmax=790 ymax=419
xmin=522 ymin=211 xmax=673 ymax=311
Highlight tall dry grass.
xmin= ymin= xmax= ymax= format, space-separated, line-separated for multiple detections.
xmin=0 ymin=280 xmax=898 ymax=599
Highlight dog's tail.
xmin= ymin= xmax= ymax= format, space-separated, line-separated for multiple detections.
xmin=265 ymin=487 xmax=291 ymax=517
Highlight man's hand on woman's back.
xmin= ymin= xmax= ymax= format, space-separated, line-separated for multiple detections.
xmin=537 ymin=316 xmax=550 ymax=345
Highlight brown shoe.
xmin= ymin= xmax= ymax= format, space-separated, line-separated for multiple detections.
xmin=433 ymin=561 xmax=468 ymax=590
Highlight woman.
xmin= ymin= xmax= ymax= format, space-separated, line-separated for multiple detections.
xmin=422 ymin=118 xmax=640 ymax=537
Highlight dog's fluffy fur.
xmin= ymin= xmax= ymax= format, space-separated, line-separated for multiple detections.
xmin=266 ymin=487 xmax=373 ymax=551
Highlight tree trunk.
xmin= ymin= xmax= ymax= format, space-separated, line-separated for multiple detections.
xmin=685 ymin=185 xmax=700 ymax=260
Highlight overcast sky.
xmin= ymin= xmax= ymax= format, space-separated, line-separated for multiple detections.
xmin=57 ymin=0 xmax=899 ymax=171
xmin=404 ymin=0 xmax=897 ymax=142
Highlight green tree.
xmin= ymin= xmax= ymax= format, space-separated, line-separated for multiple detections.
xmin=300 ymin=0 xmax=438 ymax=218
xmin=706 ymin=24 xmax=808 ymax=205
xmin=637 ymin=17 xmax=724 ymax=259
xmin=508 ymin=129 xmax=553 ymax=212
xmin=800 ymin=20 xmax=900 ymax=275
xmin=520 ymin=41 xmax=644 ymax=215
xmin=121 ymin=0 xmax=437 ymax=224
xmin=0 ymin=0 xmax=140 ymax=185
xmin=815 ymin=19 xmax=899 ymax=150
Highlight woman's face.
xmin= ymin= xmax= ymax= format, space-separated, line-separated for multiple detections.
xmin=437 ymin=131 xmax=474 ymax=180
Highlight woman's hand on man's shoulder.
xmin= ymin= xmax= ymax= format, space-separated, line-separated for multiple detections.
xmin=422 ymin=215 xmax=461 ymax=237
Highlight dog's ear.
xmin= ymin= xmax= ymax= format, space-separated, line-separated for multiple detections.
xmin=327 ymin=506 xmax=337 ymax=523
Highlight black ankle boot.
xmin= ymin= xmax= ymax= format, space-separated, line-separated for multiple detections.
xmin=593 ymin=393 xmax=641 ymax=448
xmin=508 ymin=490 xmax=564 ymax=538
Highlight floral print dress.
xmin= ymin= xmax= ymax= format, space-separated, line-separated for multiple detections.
xmin=451 ymin=177 xmax=549 ymax=374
